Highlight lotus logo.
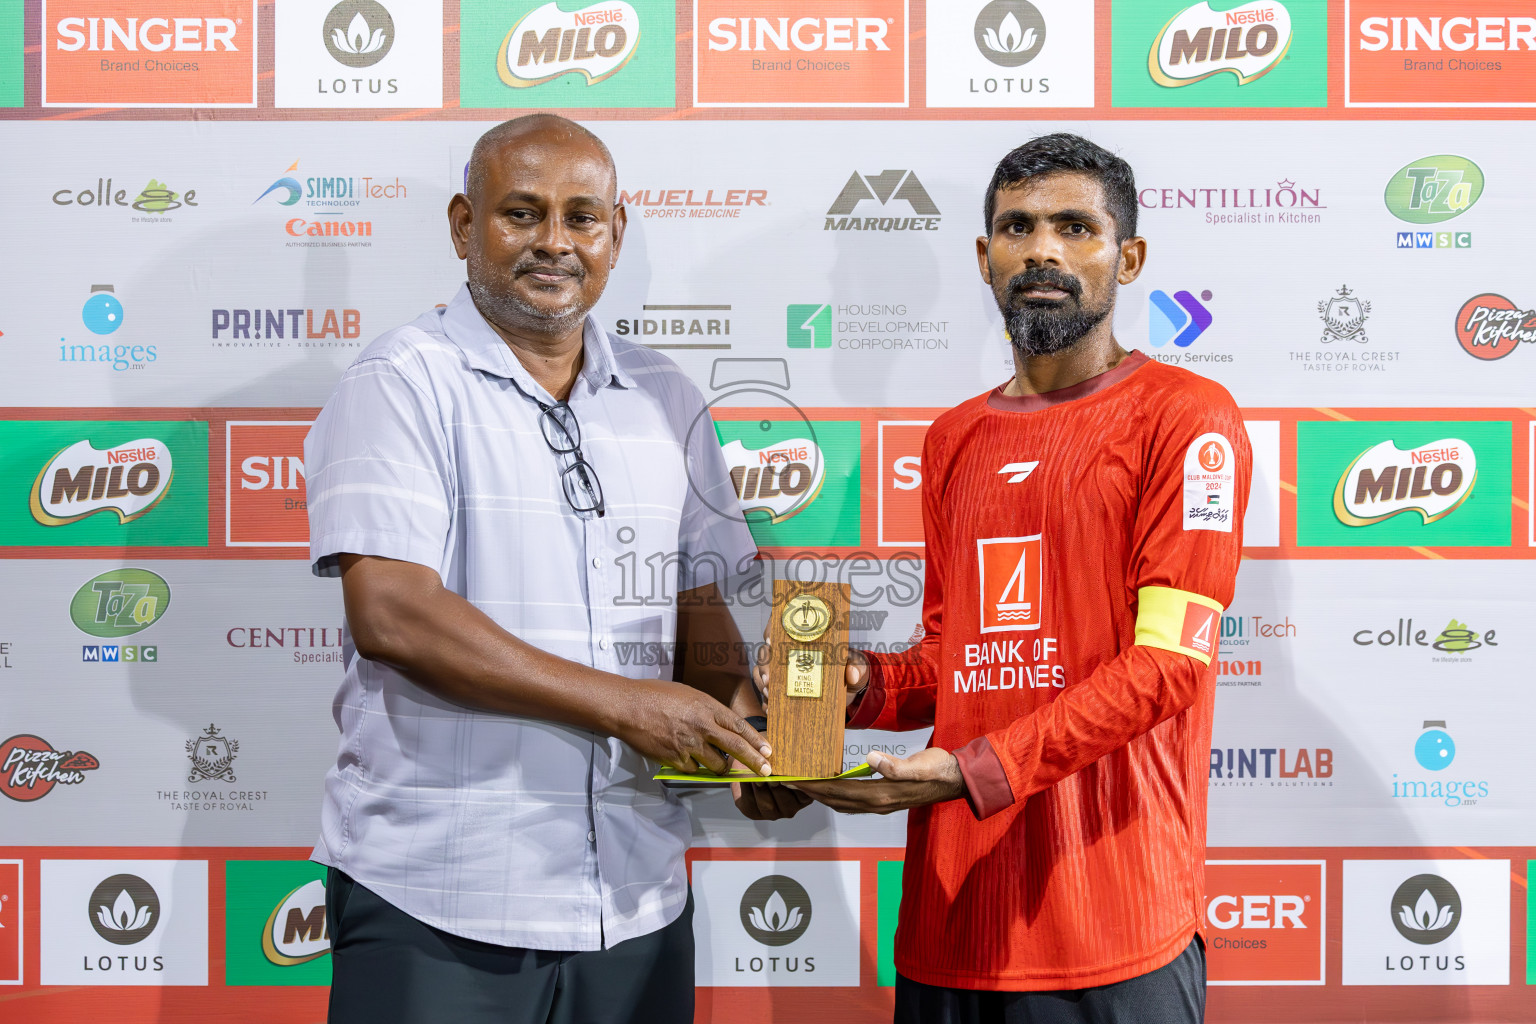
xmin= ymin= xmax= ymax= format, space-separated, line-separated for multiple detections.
xmin=263 ymin=879 xmax=330 ymax=966
xmin=1150 ymin=1 xmax=1293 ymax=88
xmin=88 ymin=873 xmax=159 ymax=945
xmin=722 ymin=437 xmax=826 ymax=523
xmin=975 ymin=1 xmax=1046 ymax=67
xmin=1390 ymin=874 xmax=1460 ymax=944
xmin=323 ymin=1 xmax=394 ymax=68
xmin=497 ymin=2 xmax=641 ymax=88
xmin=739 ymin=874 xmax=812 ymax=946
xmin=30 ymin=438 xmax=174 ymax=527
xmin=1333 ymin=438 xmax=1475 ymax=527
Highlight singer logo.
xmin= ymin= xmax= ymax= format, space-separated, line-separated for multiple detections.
xmin=226 ymin=422 xmax=311 ymax=547
xmin=977 ymin=535 xmax=1043 ymax=633
xmin=1204 ymin=861 xmax=1325 ymax=984
xmin=877 ymin=420 xmax=928 ymax=547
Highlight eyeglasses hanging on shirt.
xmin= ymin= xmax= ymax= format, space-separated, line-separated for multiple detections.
xmin=538 ymin=400 xmax=607 ymax=518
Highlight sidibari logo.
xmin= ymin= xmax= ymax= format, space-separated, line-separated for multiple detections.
xmin=739 ymin=875 xmax=812 ymax=946
xmin=0 ymin=735 xmax=99 ymax=802
xmin=1390 ymin=874 xmax=1460 ymax=945
xmin=1384 ymin=155 xmax=1484 ymax=225
xmin=323 ymin=1 xmax=393 ymax=67
xmin=722 ymin=437 xmax=826 ymax=523
xmin=70 ymin=568 xmax=171 ymax=638
xmin=975 ymin=1 xmax=1047 ymax=67
xmin=825 ymin=170 xmax=941 ymax=232
xmin=263 ymin=879 xmax=329 ymax=966
xmin=1332 ymin=438 xmax=1474 ymax=527
xmin=30 ymin=438 xmax=173 ymax=526
xmin=498 ymin=2 xmax=641 ymax=88
xmin=1150 ymin=1 xmax=1293 ymax=87
xmin=1455 ymin=293 xmax=1535 ymax=361
xmin=89 ymin=873 xmax=159 ymax=946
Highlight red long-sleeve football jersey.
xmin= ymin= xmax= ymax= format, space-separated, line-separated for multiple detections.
xmin=854 ymin=351 xmax=1250 ymax=991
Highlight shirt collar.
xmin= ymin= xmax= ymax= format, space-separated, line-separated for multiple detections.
xmin=439 ymin=283 xmax=635 ymax=401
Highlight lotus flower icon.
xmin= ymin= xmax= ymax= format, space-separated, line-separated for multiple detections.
xmin=739 ymin=874 xmax=813 ymax=946
xmin=1398 ymin=888 xmax=1455 ymax=933
xmin=333 ymin=12 xmax=387 ymax=55
xmin=984 ymin=13 xmax=1037 ymax=55
xmin=748 ymin=890 xmax=803 ymax=934
xmin=973 ymin=1 xmax=1047 ymax=67
xmin=97 ymin=888 xmax=153 ymax=933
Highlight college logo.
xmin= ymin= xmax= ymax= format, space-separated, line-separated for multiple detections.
xmin=1353 ymin=618 xmax=1499 ymax=656
xmin=225 ymin=861 xmax=332 ymax=985
xmin=721 ymin=437 xmax=826 ymax=523
xmin=1384 ymin=155 xmax=1484 ymax=225
xmin=1318 ymin=285 xmax=1370 ymax=344
xmin=461 ymin=0 xmax=674 ymax=109
xmin=696 ymin=0 xmax=906 ymax=107
xmin=1149 ymin=288 xmax=1213 ymax=348
xmin=52 ymin=179 xmax=201 ymax=218
xmin=824 ymin=170 xmax=941 ymax=232
xmin=740 ymin=875 xmax=812 ymax=946
xmin=42 ymin=859 xmax=209 ymax=985
xmin=714 ymin=418 xmax=860 ymax=547
xmin=1347 ymin=6 xmax=1536 ymax=107
xmin=1204 ymin=861 xmax=1324 ymax=985
xmin=89 ymin=874 xmax=160 ymax=945
xmin=30 ymin=437 xmax=172 ymax=526
xmin=977 ymin=536 xmax=1042 ymax=633
xmin=692 ymin=860 xmax=859 ymax=986
xmin=228 ymin=421 xmax=311 ymax=547
xmin=70 ymin=568 xmax=171 ymax=638
xmin=927 ymin=0 xmax=1094 ymax=108
xmin=0 ymin=860 xmax=20 ymax=984
xmin=0 ymin=735 xmax=99 ymax=802
xmin=43 ymin=2 xmax=257 ymax=107
xmin=1455 ymin=293 xmax=1535 ymax=361
xmin=1296 ymin=421 xmax=1510 ymax=548
xmin=186 ymin=724 xmax=238 ymax=784
xmin=1333 ymin=438 xmax=1475 ymax=527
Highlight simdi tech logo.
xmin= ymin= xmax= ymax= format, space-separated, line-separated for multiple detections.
xmin=460 ymin=0 xmax=675 ymax=109
xmin=695 ymin=0 xmax=907 ymax=107
xmin=1347 ymin=4 xmax=1536 ymax=107
xmin=42 ymin=1 xmax=257 ymax=107
xmin=925 ymin=0 xmax=1095 ymax=109
xmin=275 ymin=0 xmax=445 ymax=109
xmin=225 ymin=861 xmax=332 ymax=985
xmin=0 ymin=420 xmax=209 ymax=548
xmin=1112 ymin=0 xmax=1326 ymax=108
xmin=1296 ymin=420 xmax=1511 ymax=548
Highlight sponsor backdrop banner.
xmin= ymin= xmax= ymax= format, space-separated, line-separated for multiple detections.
xmin=1 ymin=2 xmax=1534 ymax=1021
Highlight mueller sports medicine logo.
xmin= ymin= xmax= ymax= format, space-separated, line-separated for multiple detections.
xmin=30 ymin=438 xmax=173 ymax=526
xmin=1150 ymin=1 xmax=1293 ymax=87
xmin=0 ymin=735 xmax=99 ymax=802
xmin=618 ymin=187 xmax=768 ymax=221
xmin=977 ymin=536 xmax=1042 ymax=633
xmin=722 ymin=437 xmax=826 ymax=523
xmin=1333 ymin=438 xmax=1475 ymax=527
xmin=44 ymin=2 xmax=257 ymax=107
xmin=498 ymin=2 xmax=641 ymax=87
xmin=264 ymin=879 xmax=329 ymax=966
xmin=1456 ymin=293 xmax=1535 ymax=361
xmin=825 ymin=170 xmax=941 ymax=232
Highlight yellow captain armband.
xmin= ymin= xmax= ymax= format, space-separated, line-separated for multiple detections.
xmin=1134 ymin=586 xmax=1225 ymax=665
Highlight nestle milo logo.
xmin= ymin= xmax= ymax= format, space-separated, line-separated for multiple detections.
xmin=70 ymin=568 xmax=171 ymax=639
xmin=1384 ymin=155 xmax=1484 ymax=225
xmin=29 ymin=437 xmax=173 ymax=526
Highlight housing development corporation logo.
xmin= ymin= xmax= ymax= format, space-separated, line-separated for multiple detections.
xmin=225 ymin=861 xmax=332 ymax=985
xmin=824 ymin=170 xmax=941 ymax=232
xmin=926 ymin=0 xmax=1094 ymax=108
xmin=461 ymin=0 xmax=673 ymax=108
xmin=1455 ymin=293 xmax=1535 ymax=361
xmin=0 ymin=735 xmax=100 ymax=802
xmin=1149 ymin=1 xmax=1293 ymax=87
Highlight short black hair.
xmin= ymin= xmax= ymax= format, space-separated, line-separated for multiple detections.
xmin=983 ymin=133 xmax=1138 ymax=241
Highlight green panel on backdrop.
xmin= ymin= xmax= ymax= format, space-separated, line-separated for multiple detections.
xmin=0 ymin=5 xmax=20 ymax=108
xmin=225 ymin=861 xmax=332 ymax=986
xmin=878 ymin=860 xmax=902 ymax=987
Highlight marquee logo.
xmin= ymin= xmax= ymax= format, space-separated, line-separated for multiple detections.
xmin=1150 ymin=1 xmax=1293 ymax=87
xmin=497 ymin=1 xmax=640 ymax=87
xmin=740 ymin=875 xmax=812 ymax=946
xmin=30 ymin=438 xmax=173 ymax=527
xmin=1384 ymin=155 xmax=1484 ymax=224
xmin=977 ymin=535 xmax=1043 ymax=633
xmin=824 ymin=170 xmax=941 ymax=232
xmin=1332 ymin=438 xmax=1474 ymax=527
xmin=70 ymin=568 xmax=171 ymax=638
xmin=722 ymin=437 xmax=826 ymax=523
xmin=1456 ymin=293 xmax=1535 ymax=361
xmin=0 ymin=735 xmax=99 ymax=802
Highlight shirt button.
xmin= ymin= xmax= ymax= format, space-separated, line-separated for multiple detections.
xmin=592 ymin=556 xmax=603 ymax=568
xmin=587 ymin=830 xmax=597 ymax=843
xmin=598 ymin=638 xmax=610 ymax=651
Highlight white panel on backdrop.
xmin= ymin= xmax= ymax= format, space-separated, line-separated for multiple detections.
xmin=41 ymin=859 xmax=209 ymax=985
xmin=692 ymin=860 xmax=860 ymax=986
xmin=926 ymin=0 xmax=1095 ymax=108
xmin=1243 ymin=420 xmax=1280 ymax=547
xmin=1341 ymin=859 xmax=1509 ymax=985
xmin=275 ymin=0 xmax=445 ymax=109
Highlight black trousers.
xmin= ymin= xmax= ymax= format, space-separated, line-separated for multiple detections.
xmin=325 ymin=869 xmax=695 ymax=1024
xmin=894 ymin=936 xmax=1206 ymax=1024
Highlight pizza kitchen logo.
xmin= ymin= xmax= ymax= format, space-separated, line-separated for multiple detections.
xmin=1455 ymin=293 xmax=1535 ymax=361
xmin=0 ymin=734 xmax=100 ymax=801
xmin=1150 ymin=0 xmax=1293 ymax=88
xmin=1332 ymin=437 xmax=1475 ymax=527
xmin=30 ymin=438 xmax=173 ymax=527
xmin=497 ymin=1 xmax=641 ymax=88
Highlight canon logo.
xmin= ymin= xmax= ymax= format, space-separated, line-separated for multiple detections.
xmin=707 ymin=17 xmax=890 ymax=52
xmin=55 ymin=17 xmax=239 ymax=52
xmin=1358 ymin=16 xmax=1536 ymax=52
xmin=1207 ymin=894 xmax=1308 ymax=929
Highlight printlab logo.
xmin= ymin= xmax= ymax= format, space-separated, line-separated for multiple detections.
xmin=1149 ymin=289 xmax=1213 ymax=348
xmin=1391 ymin=874 xmax=1460 ymax=945
xmin=186 ymin=724 xmax=238 ymax=784
xmin=976 ymin=1 xmax=1046 ymax=66
xmin=740 ymin=875 xmax=813 ymax=946
xmin=89 ymin=874 xmax=159 ymax=945
xmin=1455 ymin=293 xmax=1535 ymax=361
xmin=323 ymin=1 xmax=393 ymax=66
xmin=824 ymin=170 xmax=942 ymax=232
xmin=0 ymin=735 xmax=99 ymax=802
xmin=1318 ymin=285 xmax=1370 ymax=344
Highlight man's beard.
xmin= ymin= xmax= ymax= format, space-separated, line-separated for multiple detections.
xmin=467 ymin=251 xmax=591 ymax=336
xmin=997 ymin=267 xmax=1113 ymax=357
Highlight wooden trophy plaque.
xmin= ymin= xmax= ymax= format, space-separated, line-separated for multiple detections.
xmin=765 ymin=580 xmax=849 ymax=778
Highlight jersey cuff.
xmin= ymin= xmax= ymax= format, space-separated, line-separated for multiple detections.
xmin=1133 ymin=586 xmax=1224 ymax=666
xmin=954 ymin=737 xmax=1014 ymax=821
xmin=846 ymin=654 xmax=888 ymax=730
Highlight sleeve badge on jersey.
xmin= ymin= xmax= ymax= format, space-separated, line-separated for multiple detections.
xmin=1183 ymin=432 xmax=1235 ymax=533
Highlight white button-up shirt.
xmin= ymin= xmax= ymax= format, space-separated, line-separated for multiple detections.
xmin=305 ymin=284 xmax=755 ymax=950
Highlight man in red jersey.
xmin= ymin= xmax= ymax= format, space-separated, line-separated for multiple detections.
xmin=790 ymin=133 xmax=1250 ymax=1022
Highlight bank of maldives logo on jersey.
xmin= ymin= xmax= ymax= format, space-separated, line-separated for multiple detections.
xmin=1185 ymin=432 xmax=1236 ymax=532
xmin=978 ymin=535 xmax=1042 ymax=633
xmin=43 ymin=1 xmax=257 ymax=107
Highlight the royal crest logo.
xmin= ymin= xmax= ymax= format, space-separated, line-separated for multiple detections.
xmin=1333 ymin=438 xmax=1475 ymax=527
xmin=0 ymin=734 xmax=99 ymax=802
xmin=1149 ymin=1 xmax=1293 ymax=88
xmin=722 ymin=438 xmax=826 ymax=523
xmin=30 ymin=437 xmax=173 ymax=526
xmin=1318 ymin=285 xmax=1371 ymax=344
xmin=186 ymin=724 xmax=238 ymax=784
xmin=977 ymin=536 xmax=1043 ymax=633
xmin=497 ymin=2 xmax=641 ymax=88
